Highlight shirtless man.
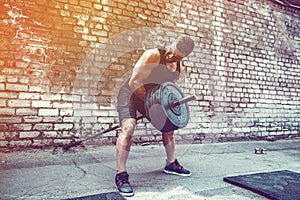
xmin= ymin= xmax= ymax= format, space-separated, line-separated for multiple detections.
xmin=115 ymin=36 xmax=195 ymax=197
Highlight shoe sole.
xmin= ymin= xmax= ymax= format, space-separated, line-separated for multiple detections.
xmin=164 ymin=169 xmax=192 ymax=177
xmin=116 ymin=186 xmax=134 ymax=197
xmin=120 ymin=191 xmax=134 ymax=197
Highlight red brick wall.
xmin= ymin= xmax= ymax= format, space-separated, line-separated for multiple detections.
xmin=0 ymin=0 xmax=299 ymax=148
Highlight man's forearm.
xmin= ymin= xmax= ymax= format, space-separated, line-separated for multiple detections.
xmin=134 ymin=86 xmax=147 ymax=100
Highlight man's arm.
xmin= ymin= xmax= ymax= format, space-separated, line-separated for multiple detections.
xmin=128 ymin=49 xmax=160 ymax=100
xmin=173 ymin=62 xmax=185 ymax=84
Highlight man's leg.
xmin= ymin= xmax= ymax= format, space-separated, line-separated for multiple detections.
xmin=116 ymin=118 xmax=136 ymax=173
xmin=162 ymin=131 xmax=191 ymax=176
xmin=162 ymin=131 xmax=176 ymax=164
xmin=115 ymin=118 xmax=136 ymax=197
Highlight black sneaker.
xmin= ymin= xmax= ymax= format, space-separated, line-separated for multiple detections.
xmin=164 ymin=159 xmax=191 ymax=177
xmin=115 ymin=171 xmax=134 ymax=197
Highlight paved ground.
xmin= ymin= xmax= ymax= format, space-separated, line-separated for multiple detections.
xmin=0 ymin=139 xmax=300 ymax=200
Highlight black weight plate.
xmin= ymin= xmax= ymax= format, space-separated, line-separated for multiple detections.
xmin=160 ymin=82 xmax=190 ymax=129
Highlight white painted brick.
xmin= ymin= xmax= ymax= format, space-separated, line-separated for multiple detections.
xmin=81 ymin=103 xmax=98 ymax=109
xmin=7 ymin=76 xmax=18 ymax=83
xmin=29 ymin=85 xmax=49 ymax=93
xmin=0 ymin=132 xmax=6 ymax=140
xmin=63 ymin=116 xmax=81 ymax=123
xmin=32 ymin=100 xmax=52 ymax=108
xmin=81 ymin=117 xmax=98 ymax=123
xmin=8 ymin=100 xmax=30 ymax=107
xmin=53 ymin=139 xmax=71 ymax=145
xmin=43 ymin=131 xmax=58 ymax=138
xmin=74 ymin=110 xmax=92 ymax=116
xmin=0 ymin=141 xmax=9 ymax=147
xmin=23 ymin=116 xmax=42 ymax=123
xmin=11 ymin=124 xmax=32 ymax=131
xmin=62 ymin=94 xmax=81 ymax=101
xmin=53 ymin=102 xmax=72 ymax=108
xmin=93 ymin=110 xmax=109 ymax=117
xmin=60 ymin=109 xmax=73 ymax=116
xmin=0 ymin=75 xmax=5 ymax=82
xmin=43 ymin=116 xmax=63 ymax=123
xmin=6 ymin=84 xmax=28 ymax=91
xmin=33 ymin=123 xmax=53 ymax=131
xmin=98 ymin=117 xmax=114 ymax=123
xmin=41 ymin=94 xmax=61 ymax=101
xmin=0 ymin=99 xmax=7 ymax=107
xmin=54 ymin=123 xmax=73 ymax=130
xmin=0 ymin=108 xmax=15 ymax=115
xmin=19 ymin=92 xmax=40 ymax=99
xmin=38 ymin=109 xmax=59 ymax=116
xmin=16 ymin=108 xmax=37 ymax=115
xmin=19 ymin=131 xmax=40 ymax=139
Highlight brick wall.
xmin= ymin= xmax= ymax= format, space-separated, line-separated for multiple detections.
xmin=0 ymin=0 xmax=299 ymax=148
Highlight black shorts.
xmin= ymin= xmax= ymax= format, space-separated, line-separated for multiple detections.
xmin=117 ymin=83 xmax=146 ymax=124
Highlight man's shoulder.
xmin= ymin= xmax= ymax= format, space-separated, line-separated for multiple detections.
xmin=143 ymin=48 xmax=161 ymax=58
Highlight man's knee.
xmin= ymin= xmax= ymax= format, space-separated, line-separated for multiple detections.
xmin=163 ymin=131 xmax=174 ymax=137
xmin=120 ymin=118 xmax=136 ymax=137
xmin=162 ymin=131 xmax=175 ymax=146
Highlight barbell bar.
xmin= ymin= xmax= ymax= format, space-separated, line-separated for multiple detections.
xmin=172 ymin=95 xmax=197 ymax=107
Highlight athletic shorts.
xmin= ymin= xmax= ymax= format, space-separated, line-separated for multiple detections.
xmin=117 ymin=83 xmax=146 ymax=124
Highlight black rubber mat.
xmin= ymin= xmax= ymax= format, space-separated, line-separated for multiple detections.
xmin=62 ymin=192 xmax=126 ymax=200
xmin=224 ymin=170 xmax=300 ymax=200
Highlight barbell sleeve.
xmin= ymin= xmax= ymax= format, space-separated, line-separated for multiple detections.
xmin=172 ymin=95 xmax=197 ymax=107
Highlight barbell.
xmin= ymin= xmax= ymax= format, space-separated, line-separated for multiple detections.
xmin=145 ymin=81 xmax=196 ymax=132
xmin=63 ymin=82 xmax=196 ymax=150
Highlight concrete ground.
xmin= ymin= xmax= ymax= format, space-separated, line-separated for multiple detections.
xmin=0 ymin=139 xmax=300 ymax=200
